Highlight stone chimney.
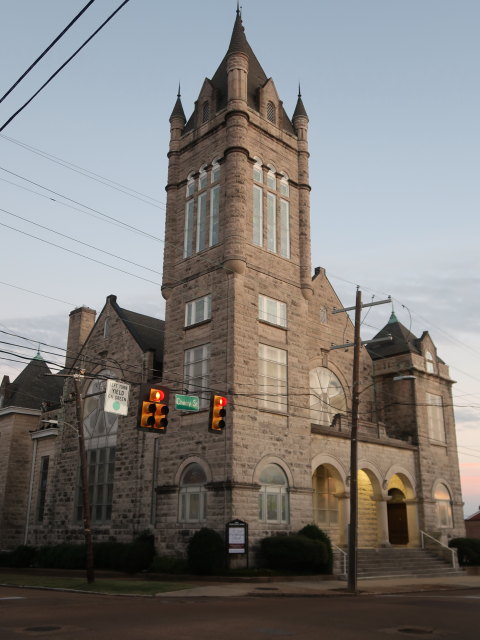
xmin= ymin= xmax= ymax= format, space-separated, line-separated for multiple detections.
xmin=65 ymin=306 xmax=96 ymax=370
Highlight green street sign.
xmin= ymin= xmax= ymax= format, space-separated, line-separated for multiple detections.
xmin=175 ymin=394 xmax=200 ymax=412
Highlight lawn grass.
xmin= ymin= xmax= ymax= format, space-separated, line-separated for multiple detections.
xmin=0 ymin=574 xmax=191 ymax=595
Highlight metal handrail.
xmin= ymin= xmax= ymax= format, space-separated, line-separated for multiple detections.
xmin=332 ymin=543 xmax=347 ymax=575
xmin=420 ymin=530 xmax=458 ymax=569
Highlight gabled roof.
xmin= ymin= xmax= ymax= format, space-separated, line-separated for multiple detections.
xmin=366 ymin=312 xmax=422 ymax=360
xmin=108 ymin=296 xmax=165 ymax=373
xmin=184 ymin=10 xmax=295 ymax=134
xmin=3 ymin=355 xmax=64 ymax=410
xmin=466 ymin=510 xmax=480 ymax=521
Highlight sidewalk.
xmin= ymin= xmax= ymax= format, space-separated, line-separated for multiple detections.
xmin=157 ymin=573 xmax=480 ymax=597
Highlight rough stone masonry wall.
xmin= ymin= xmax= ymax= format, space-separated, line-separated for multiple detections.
xmin=0 ymin=412 xmax=38 ymax=548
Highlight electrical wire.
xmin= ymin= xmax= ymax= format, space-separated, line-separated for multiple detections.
xmin=0 ymin=207 xmax=162 ymax=275
xmin=0 ymin=220 xmax=160 ymax=286
xmin=0 ymin=133 xmax=166 ymax=208
xmin=0 ymin=0 xmax=132 ymax=132
xmin=0 ymin=1 xmax=96 ymax=105
xmin=0 ymin=166 xmax=163 ymax=242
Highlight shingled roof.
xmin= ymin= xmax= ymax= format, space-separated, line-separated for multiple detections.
xmin=2 ymin=355 xmax=64 ymax=410
xmin=108 ymin=296 xmax=165 ymax=373
xmin=366 ymin=312 xmax=422 ymax=361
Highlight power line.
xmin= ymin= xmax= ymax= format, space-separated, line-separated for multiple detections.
xmin=0 ymin=207 xmax=162 ymax=275
xmin=0 ymin=280 xmax=75 ymax=306
xmin=0 ymin=166 xmax=163 ymax=242
xmin=0 ymin=0 xmax=132 ymax=132
xmin=0 ymin=133 xmax=166 ymax=208
xmin=0 ymin=1 xmax=96 ymax=104
xmin=0 ymin=220 xmax=160 ymax=286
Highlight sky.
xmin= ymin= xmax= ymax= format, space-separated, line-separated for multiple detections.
xmin=0 ymin=0 xmax=478 ymax=517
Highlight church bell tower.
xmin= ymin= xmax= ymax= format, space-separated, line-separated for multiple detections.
xmin=158 ymin=9 xmax=314 ymax=553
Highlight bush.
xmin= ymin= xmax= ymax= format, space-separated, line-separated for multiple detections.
xmin=150 ymin=555 xmax=188 ymax=574
xmin=298 ymin=524 xmax=333 ymax=574
xmin=118 ymin=533 xmax=155 ymax=574
xmin=187 ymin=528 xmax=224 ymax=575
xmin=260 ymin=534 xmax=327 ymax=573
xmin=449 ymin=538 xmax=480 ymax=566
xmin=36 ymin=543 xmax=85 ymax=569
xmin=0 ymin=545 xmax=37 ymax=568
xmin=2 ymin=533 xmax=156 ymax=573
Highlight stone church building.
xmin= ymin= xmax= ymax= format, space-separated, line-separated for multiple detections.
xmin=0 ymin=10 xmax=465 ymax=565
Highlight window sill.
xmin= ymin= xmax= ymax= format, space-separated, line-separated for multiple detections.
xmin=259 ymin=319 xmax=288 ymax=330
xmin=184 ymin=319 xmax=211 ymax=330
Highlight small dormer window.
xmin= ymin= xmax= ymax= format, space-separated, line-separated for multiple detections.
xmin=426 ymin=350 xmax=435 ymax=373
xmin=202 ymin=101 xmax=210 ymax=123
xmin=267 ymin=101 xmax=276 ymax=124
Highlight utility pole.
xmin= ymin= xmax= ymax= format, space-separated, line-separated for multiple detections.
xmin=73 ymin=374 xmax=95 ymax=584
xmin=332 ymin=290 xmax=391 ymax=593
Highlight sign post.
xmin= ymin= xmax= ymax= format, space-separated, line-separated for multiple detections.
xmin=226 ymin=519 xmax=248 ymax=567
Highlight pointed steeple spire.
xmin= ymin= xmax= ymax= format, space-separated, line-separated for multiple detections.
xmin=169 ymin=84 xmax=186 ymax=122
xmin=293 ymin=84 xmax=308 ymax=119
xmin=227 ymin=4 xmax=249 ymax=56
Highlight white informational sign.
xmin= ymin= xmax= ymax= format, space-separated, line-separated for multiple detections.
xmin=227 ymin=524 xmax=247 ymax=554
xmin=104 ymin=379 xmax=130 ymax=416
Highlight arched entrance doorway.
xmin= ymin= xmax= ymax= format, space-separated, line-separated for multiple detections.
xmin=387 ymin=488 xmax=409 ymax=545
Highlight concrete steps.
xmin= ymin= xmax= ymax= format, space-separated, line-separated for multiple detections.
xmin=337 ymin=548 xmax=463 ymax=580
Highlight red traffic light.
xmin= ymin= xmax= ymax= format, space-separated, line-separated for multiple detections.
xmin=209 ymin=395 xmax=228 ymax=432
xmin=138 ymin=385 xmax=170 ymax=432
xmin=150 ymin=389 xmax=165 ymax=402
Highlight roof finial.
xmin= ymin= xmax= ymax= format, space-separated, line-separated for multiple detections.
xmin=236 ymin=1 xmax=241 ymax=17
xmin=298 ymin=83 xmax=302 ymax=98
xmin=34 ymin=344 xmax=43 ymax=360
xmin=177 ymin=83 xmax=181 ymax=99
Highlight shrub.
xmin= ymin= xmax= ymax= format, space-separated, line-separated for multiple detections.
xmin=298 ymin=524 xmax=333 ymax=574
xmin=449 ymin=538 xmax=480 ymax=566
xmin=150 ymin=555 xmax=188 ymax=574
xmin=118 ymin=533 xmax=155 ymax=574
xmin=0 ymin=545 xmax=37 ymax=568
xmin=187 ymin=528 xmax=224 ymax=575
xmin=35 ymin=543 xmax=85 ymax=569
xmin=260 ymin=534 xmax=327 ymax=573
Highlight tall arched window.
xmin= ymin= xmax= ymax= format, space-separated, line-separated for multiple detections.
xmin=434 ymin=483 xmax=453 ymax=528
xmin=309 ymin=367 xmax=347 ymax=426
xmin=77 ymin=371 xmax=118 ymax=523
xmin=253 ymin=157 xmax=263 ymax=183
xmin=179 ymin=463 xmax=207 ymax=522
xmin=258 ymin=464 xmax=289 ymax=523
xmin=313 ymin=465 xmax=339 ymax=525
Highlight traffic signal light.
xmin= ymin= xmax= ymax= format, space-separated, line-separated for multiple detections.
xmin=139 ymin=385 xmax=169 ymax=432
xmin=209 ymin=394 xmax=227 ymax=432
